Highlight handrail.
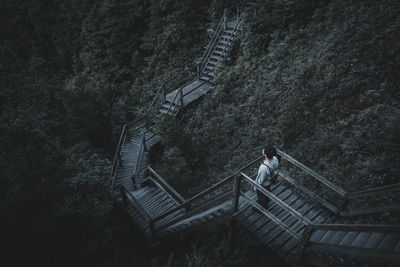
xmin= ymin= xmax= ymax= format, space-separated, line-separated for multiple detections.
xmin=277 ymin=170 xmax=340 ymax=214
xmin=152 ymin=155 xmax=263 ymax=225
xmin=120 ymin=185 xmax=155 ymax=240
xmin=240 ymin=172 xmax=312 ymax=225
xmin=240 ymin=193 xmax=301 ymax=240
xmin=277 ymin=150 xmax=347 ymax=197
xmin=341 ymin=204 xmax=400 ymax=217
xmin=110 ymin=124 xmax=127 ymax=188
xmin=199 ymin=9 xmax=227 ymax=72
xmin=156 ymin=189 xmax=233 ymax=232
xmin=152 ymin=175 xmax=235 ymax=224
xmin=147 ymin=166 xmax=185 ymax=204
xmin=348 ymin=183 xmax=400 ymax=199
xmin=133 ymin=134 xmax=146 ymax=184
xmin=310 ymin=223 xmax=400 ymax=232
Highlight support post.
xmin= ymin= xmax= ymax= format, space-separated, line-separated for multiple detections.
xmin=295 ymin=225 xmax=313 ymax=263
xmin=146 ymin=115 xmax=150 ymax=129
xmin=179 ymin=88 xmax=184 ymax=108
xmin=197 ymin=63 xmax=201 ymax=79
xmin=232 ymin=172 xmax=242 ymax=212
xmin=163 ymin=85 xmax=167 ymax=102
xmin=131 ymin=173 xmax=137 ymax=190
xmin=340 ymin=197 xmax=350 ymax=214
xmin=120 ymin=186 xmax=128 ymax=206
xmin=125 ymin=125 xmax=130 ymax=141
xmin=223 ymin=9 xmax=227 ymax=30
xmin=118 ymin=153 xmax=123 ymax=167
xmin=142 ymin=135 xmax=147 ymax=151
xmin=149 ymin=219 xmax=156 ymax=241
xmin=227 ymin=218 xmax=236 ymax=248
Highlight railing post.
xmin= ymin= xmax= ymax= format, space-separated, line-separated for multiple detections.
xmin=119 ymin=186 xmax=128 ymax=206
xmin=179 ymin=88 xmax=184 ymax=108
xmin=339 ymin=196 xmax=350 ymax=214
xmin=223 ymin=9 xmax=227 ymax=30
xmin=162 ymin=84 xmax=167 ymax=102
xmin=295 ymin=225 xmax=313 ymax=263
xmin=131 ymin=173 xmax=137 ymax=190
xmin=197 ymin=63 xmax=201 ymax=79
xmin=118 ymin=153 xmax=123 ymax=167
xmin=149 ymin=219 xmax=156 ymax=241
xmin=142 ymin=134 xmax=147 ymax=152
xmin=232 ymin=172 xmax=242 ymax=212
xmin=146 ymin=115 xmax=150 ymax=129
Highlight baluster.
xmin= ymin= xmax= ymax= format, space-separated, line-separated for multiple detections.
xmin=232 ymin=172 xmax=242 ymax=212
xmin=149 ymin=219 xmax=156 ymax=241
xmin=120 ymin=186 xmax=128 ymax=206
xmin=295 ymin=225 xmax=313 ymax=263
xmin=142 ymin=134 xmax=147 ymax=152
xmin=179 ymin=88 xmax=184 ymax=108
xmin=163 ymin=84 xmax=166 ymax=102
xmin=224 ymin=9 xmax=227 ymax=30
xmin=146 ymin=115 xmax=150 ymax=129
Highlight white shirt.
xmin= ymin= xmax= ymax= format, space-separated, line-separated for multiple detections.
xmin=254 ymin=156 xmax=279 ymax=190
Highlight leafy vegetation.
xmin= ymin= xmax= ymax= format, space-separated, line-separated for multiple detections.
xmin=1 ymin=0 xmax=400 ymax=266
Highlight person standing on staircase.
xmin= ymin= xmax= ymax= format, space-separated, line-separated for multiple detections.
xmin=253 ymin=145 xmax=279 ymax=211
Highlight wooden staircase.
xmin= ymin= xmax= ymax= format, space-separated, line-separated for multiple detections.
xmin=110 ymin=2 xmax=400 ymax=266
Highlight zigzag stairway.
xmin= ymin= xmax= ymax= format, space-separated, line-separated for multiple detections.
xmin=109 ymin=2 xmax=400 ymax=266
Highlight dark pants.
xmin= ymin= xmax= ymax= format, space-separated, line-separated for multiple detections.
xmin=256 ymin=186 xmax=270 ymax=209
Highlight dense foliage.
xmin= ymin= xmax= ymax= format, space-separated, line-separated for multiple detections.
xmin=1 ymin=0 xmax=399 ymax=265
xmin=156 ymin=0 xmax=400 ymax=193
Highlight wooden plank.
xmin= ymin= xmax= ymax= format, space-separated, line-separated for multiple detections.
xmin=351 ymin=232 xmax=373 ymax=247
xmin=378 ymin=233 xmax=400 ymax=251
xmin=148 ymin=168 xmax=185 ymax=204
xmin=338 ymin=232 xmax=360 ymax=246
xmin=272 ymin=214 xmax=309 ymax=253
xmin=393 ymin=239 xmax=400 ymax=251
xmin=137 ymin=188 xmax=161 ymax=204
xmin=327 ymin=231 xmax=348 ymax=245
xmin=252 ymin=196 xmax=302 ymax=237
xmin=279 ymin=211 xmax=324 ymax=258
xmin=269 ymin=203 xmax=311 ymax=247
xmin=141 ymin=192 xmax=169 ymax=211
xmin=364 ymin=233 xmax=387 ymax=249
xmin=307 ymin=242 xmax=400 ymax=264
xmin=312 ymin=224 xmax=400 ymax=233
xmin=157 ymin=190 xmax=232 ymax=232
xmin=277 ymin=150 xmax=347 ymax=197
xmin=240 ymin=193 xmax=300 ymax=240
xmin=153 ymin=175 xmax=234 ymax=223
xmin=146 ymin=198 xmax=174 ymax=218
xmin=241 ymin=173 xmax=312 ymax=225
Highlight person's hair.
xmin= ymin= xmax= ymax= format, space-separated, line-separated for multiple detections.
xmin=263 ymin=145 xmax=277 ymax=159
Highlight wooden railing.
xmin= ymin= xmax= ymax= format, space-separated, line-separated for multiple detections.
xmin=199 ymin=9 xmax=227 ymax=73
xmin=109 ymin=10 xmax=242 ymax=187
xmin=296 ymin=223 xmax=400 ymax=264
xmin=148 ymin=155 xmax=264 ymax=236
xmin=119 ymin=185 xmax=156 ymax=242
xmin=276 ymin=149 xmax=400 ymax=217
xmin=120 ymin=149 xmax=400 ymax=263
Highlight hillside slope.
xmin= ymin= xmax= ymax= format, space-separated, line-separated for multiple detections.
xmin=154 ymin=0 xmax=400 ymax=207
